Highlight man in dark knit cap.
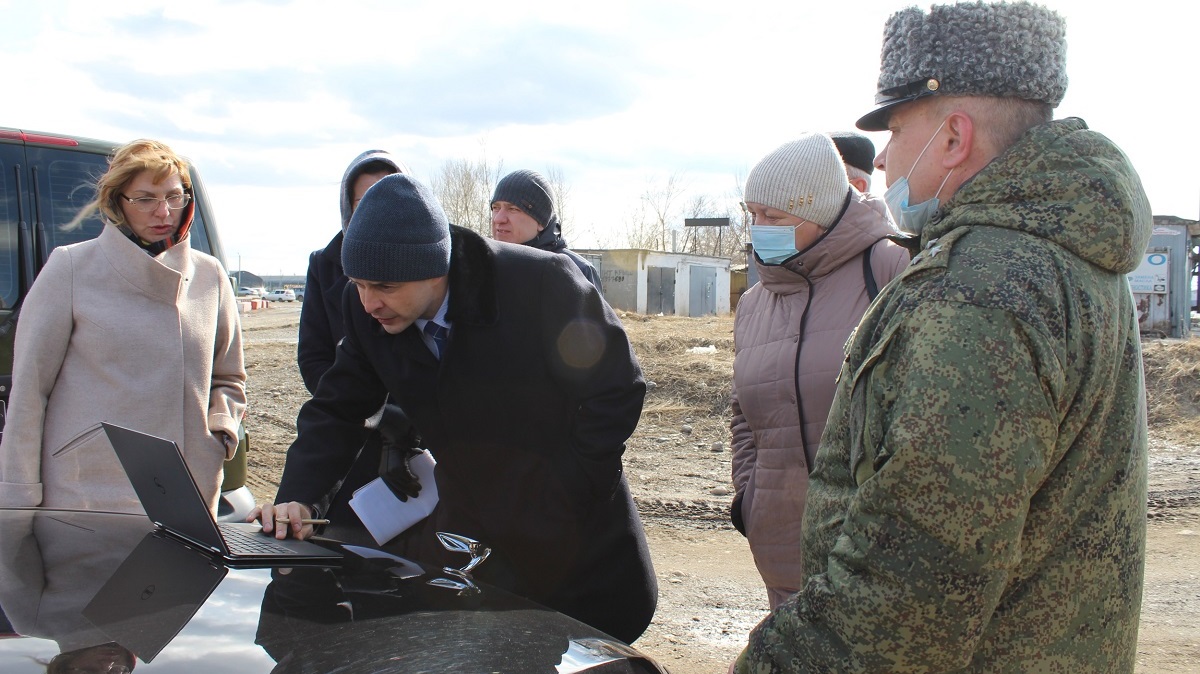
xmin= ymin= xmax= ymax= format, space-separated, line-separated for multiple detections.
xmin=257 ymin=173 xmax=656 ymax=644
xmin=296 ymin=149 xmax=415 ymax=547
xmin=828 ymin=131 xmax=876 ymax=194
xmin=490 ymin=169 xmax=603 ymax=291
xmin=735 ymin=2 xmax=1151 ymax=672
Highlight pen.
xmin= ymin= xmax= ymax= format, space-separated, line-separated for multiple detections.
xmin=273 ymin=518 xmax=330 ymax=525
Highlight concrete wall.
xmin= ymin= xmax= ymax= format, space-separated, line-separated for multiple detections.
xmin=576 ymin=249 xmax=732 ymax=316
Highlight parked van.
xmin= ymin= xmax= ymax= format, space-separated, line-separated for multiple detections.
xmin=0 ymin=127 xmax=254 ymax=520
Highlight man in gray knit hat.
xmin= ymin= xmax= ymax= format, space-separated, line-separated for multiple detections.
xmin=490 ymin=169 xmax=603 ymax=291
xmin=734 ymin=2 xmax=1151 ymax=672
xmin=258 ymin=174 xmax=658 ymax=644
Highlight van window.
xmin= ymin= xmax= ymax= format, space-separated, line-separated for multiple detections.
xmin=187 ymin=185 xmax=214 ymax=258
xmin=26 ymin=145 xmax=109 ymax=255
xmin=0 ymin=145 xmax=24 ymax=309
xmin=45 ymin=156 xmax=106 ymax=249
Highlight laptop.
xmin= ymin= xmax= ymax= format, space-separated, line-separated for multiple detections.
xmin=102 ymin=422 xmax=342 ymax=566
xmin=82 ymin=531 xmax=228 ymax=662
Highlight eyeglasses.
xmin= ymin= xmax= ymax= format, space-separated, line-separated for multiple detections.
xmin=120 ymin=192 xmax=191 ymax=213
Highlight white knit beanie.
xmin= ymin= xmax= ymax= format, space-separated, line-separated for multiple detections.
xmin=745 ymin=133 xmax=850 ymax=228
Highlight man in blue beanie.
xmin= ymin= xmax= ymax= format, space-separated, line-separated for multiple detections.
xmin=296 ymin=149 xmax=415 ymax=547
xmin=734 ymin=1 xmax=1151 ymax=672
xmin=256 ymin=173 xmax=656 ymax=644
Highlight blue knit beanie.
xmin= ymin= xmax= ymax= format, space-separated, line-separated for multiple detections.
xmin=342 ymin=174 xmax=451 ymax=282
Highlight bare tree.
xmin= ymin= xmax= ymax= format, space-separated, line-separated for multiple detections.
xmin=617 ymin=171 xmax=756 ymax=257
xmin=679 ymin=194 xmax=713 ymax=255
xmin=675 ymin=171 xmax=755 ymax=263
xmin=622 ymin=197 xmax=659 ymax=250
xmin=545 ymin=166 xmax=571 ymax=226
xmin=430 ymin=148 xmax=503 ymax=236
xmin=635 ymin=172 xmax=687 ymax=251
xmin=678 ymin=193 xmax=748 ymax=259
xmin=543 ymin=165 xmax=593 ymax=246
xmin=728 ymin=169 xmax=751 ymax=266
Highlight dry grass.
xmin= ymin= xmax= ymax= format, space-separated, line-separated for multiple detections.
xmin=1143 ymin=339 xmax=1200 ymax=437
xmin=620 ymin=312 xmax=735 ymax=419
xmin=618 ymin=313 xmax=1200 ymax=443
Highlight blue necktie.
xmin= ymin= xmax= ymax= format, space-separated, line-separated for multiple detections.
xmin=423 ymin=321 xmax=448 ymax=360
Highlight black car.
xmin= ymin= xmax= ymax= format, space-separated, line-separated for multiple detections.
xmin=0 ymin=507 xmax=668 ymax=673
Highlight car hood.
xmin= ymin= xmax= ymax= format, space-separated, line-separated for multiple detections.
xmin=0 ymin=508 xmax=665 ymax=673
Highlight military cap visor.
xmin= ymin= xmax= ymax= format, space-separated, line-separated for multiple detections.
xmin=856 ymin=77 xmax=941 ymax=131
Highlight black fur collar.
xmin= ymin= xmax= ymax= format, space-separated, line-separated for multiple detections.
xmin=445 ymin=225 xmax=499 ymax=327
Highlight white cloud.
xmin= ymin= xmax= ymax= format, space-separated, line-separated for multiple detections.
xmin=2 ymin=0 xmax=1196 ymax=273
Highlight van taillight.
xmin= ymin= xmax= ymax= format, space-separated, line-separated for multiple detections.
xmin=0 ymin=130 xmax=80 ymax=146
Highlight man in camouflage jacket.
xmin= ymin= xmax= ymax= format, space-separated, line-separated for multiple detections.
xmin=735 ymin=3 xmax=1152 ymax=672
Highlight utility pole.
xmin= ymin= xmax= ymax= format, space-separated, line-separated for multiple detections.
xmin=238 ymin=253 xmax=243 ymax=288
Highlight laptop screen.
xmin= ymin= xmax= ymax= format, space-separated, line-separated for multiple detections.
xmin=102 ymin=422 xmax=228 ymax=555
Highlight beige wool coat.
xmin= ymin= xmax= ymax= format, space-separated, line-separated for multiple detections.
xmin=0 ymin=224 xmax=246 ymax=514
xmin=731 ymin=190 xmax=909 ymax=608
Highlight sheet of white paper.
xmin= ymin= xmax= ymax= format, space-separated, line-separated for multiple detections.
xmin=348 ymin=449 xmax=439 ymax=546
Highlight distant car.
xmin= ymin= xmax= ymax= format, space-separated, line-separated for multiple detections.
xmin=265 ymin=288 xmax=296 ymax=302
xmin=238 ymin=287 xmax=265 ymax=298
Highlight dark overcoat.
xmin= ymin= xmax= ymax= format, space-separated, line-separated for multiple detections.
xmin=296 ymin=231 xmax=382 ymax=534
xmin=297 ymin=231 xmax=348 ymax=394
xmin=277 ymin=226 xmax=656 ymax=642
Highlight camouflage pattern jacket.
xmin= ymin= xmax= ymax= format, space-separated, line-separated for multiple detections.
xmin=736 ymin=118 xmax=1152 ymax=673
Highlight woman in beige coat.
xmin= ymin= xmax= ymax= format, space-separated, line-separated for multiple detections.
xmin=731 ymin=133 xmax=909 ymax=609
xmin=0 ymin=139 xmax=246 ymax=515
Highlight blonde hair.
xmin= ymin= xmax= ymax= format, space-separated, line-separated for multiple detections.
xmin=67 ymin=138 xmax=192 ymax=231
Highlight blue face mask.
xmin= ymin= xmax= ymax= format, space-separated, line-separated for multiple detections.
xmin=884 ymin=176 xmax=950 ymax=236
xmin=883 ymin=119 xmax=954 ymax=236
xmin=750 ymin=224 xmax=802 ymax=265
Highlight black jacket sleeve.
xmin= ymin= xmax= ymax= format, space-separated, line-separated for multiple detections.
xmin=277 ymin=290 xmax=388 ymax=506
xmin=297 ymin=250 xmax=337 ymax=394
xmin=540 ymin=254 xmax=644 ymax=498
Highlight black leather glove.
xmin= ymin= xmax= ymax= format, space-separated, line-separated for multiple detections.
xmin=377 ymin=404 xmax=421 ymax=448
xmin=379 ymin=443 xmax=423 ymax=502
xmin=376 ymin=405 xmax=423 ymax=502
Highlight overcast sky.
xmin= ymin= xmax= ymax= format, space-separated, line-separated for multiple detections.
xmin=4 ymin=0 xmax=1196 ymax=275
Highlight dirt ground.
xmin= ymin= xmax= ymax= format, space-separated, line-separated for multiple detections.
xmin=239 ymin=304 xmax=1199 ymax=674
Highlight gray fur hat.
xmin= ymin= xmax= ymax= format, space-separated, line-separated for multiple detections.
xmin=857 ymin=1 xmax=1068 ymax=131
xmin=342 ymin=174 xmax=451 ymax=282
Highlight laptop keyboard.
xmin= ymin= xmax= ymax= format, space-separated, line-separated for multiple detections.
xmin=218 ymin=524 xmax=300 ymax=556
